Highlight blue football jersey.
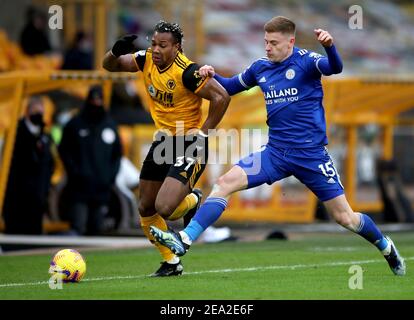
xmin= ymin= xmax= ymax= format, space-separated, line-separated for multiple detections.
xmin=238 ymin=47 xmax=328 ymax=148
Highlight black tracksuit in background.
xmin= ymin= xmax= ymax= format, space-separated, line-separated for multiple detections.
xmin=3 ymin=119 xmax=54 ymax=234
xmin=58 ymin=89 xmax=122 ymax=235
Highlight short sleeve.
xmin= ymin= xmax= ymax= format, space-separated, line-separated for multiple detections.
xmin=182 ymin=63 xmax=209 ymax=93
xmin=134 ymin=50 xmax=147 ymax=71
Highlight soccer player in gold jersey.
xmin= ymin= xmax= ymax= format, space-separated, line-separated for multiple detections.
xmin=103 ymin=21 xmax=230 ymax=276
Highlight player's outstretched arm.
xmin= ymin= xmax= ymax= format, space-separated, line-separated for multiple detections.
xmin=198 ymin=65 xmax=215 ymax=78
xmin=196 ymin=78 xmax=231 ymax=134
xmin=199 ymin=65 xmax=247 ymax=96
xmin=314 ymin=29 xmax=343 ymax=75
xmin=103 ymin=35 xmax=139 ymax=72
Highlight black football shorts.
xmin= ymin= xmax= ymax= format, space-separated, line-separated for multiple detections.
xmin=139 ymin=134 xmax=208 ymax=189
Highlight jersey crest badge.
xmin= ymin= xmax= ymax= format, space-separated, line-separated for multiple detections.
xmin=148 ymin=84 xmax=156 ymax=97
xmin=193 ymin=70 xmax=201 ymax=79
xmin=102 ymin=128 xmax=116 ymax=144
xmin=285 ymin=69 xmax=295 ymax=80
xmin=167 ymin=79 xmax=176 ymax=90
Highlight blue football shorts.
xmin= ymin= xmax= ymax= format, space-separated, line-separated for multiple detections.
xmin=237 ymin=145 xmax=344 ymax=202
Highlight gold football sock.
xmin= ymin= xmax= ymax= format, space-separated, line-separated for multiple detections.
xmin=140 ymin=214 xmax=176 ymax=262
xmin=167 ymin=193 xmax=198 ymax=221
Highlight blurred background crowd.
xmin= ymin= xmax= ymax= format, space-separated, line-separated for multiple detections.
xmin=0 ymin=0 xmax=414 ymax=240
xmin=2 ymin=0 xmax=414 ymax=75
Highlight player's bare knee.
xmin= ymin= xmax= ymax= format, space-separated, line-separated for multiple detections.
xmin=210 ymin=183 xmax=227 ymax=198
xmin=154 ymin=200 xmax=174 ymax=219
xmin=138 ymin=203 xmax=156 ymax=218
xmin=212 ymin=177 xmax=232 ymax=198
xmin=333 ymin=211 xmax=354 ymax=229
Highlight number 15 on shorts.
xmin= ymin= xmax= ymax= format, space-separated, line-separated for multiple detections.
xmin=319 ymin=161 xmax=336 ymax=177
xmin=318 ymin=161 xmax=343 ymax=187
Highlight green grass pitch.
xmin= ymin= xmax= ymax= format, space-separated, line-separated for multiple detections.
xmin=0 ymin=232 xmax=413 ymax=300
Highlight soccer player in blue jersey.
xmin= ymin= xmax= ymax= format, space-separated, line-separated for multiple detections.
xmin=150 ymin=16 xmax=406 ymax=276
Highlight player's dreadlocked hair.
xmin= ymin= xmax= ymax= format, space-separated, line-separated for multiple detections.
xmin=154 ymin=20 xmax=184 ymax=52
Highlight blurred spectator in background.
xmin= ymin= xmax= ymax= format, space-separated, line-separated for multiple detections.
xmin=109 ymin=81 xmax=153 ymax=125
xmin=58 ymin=85 xmax=122 ymax=235
xmin=118 ymin=9 xmax=143 ymax=35
xmin=20 ymin=6 xmax=51 ymax=56
xmin=3 ymin=96 xmax=55 ymax=234
xmin=112 ymin=156 xmax=141 ymax=230
xmin=61 ymin=31 xmax=94 ymax=70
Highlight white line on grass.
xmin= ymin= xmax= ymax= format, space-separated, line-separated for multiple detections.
xmin=1 ymin=256 xmax=412 ymax=289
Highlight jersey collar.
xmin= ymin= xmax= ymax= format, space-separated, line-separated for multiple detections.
xmin=156 ymin=52 xmax=178 ymax=73
xmin=270 ymin=48 xmax=297 ymax=66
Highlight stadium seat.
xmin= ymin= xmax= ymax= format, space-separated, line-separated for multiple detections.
xmin=0 ymin=28 xmax=62 ymax=72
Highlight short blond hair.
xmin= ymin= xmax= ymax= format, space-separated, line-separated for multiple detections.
xmin=264 ymin=16 xmax=296 ymax=36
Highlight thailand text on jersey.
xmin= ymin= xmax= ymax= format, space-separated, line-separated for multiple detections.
xmin=238 ymin=47 xmax=329 ymax=148
xmin=133 ymin=49 xmax=208 ymax=135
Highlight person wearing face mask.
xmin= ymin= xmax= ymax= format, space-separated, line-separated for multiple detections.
xmin=61 ymin=31 xmax=93 ymax=70
xmin=20 ymin=6 xmax=51 ymax=56
xmin=3 ymin=96 xmax=55 ymax=234
xmin=58 ymin=85 xmax=122 ymax=235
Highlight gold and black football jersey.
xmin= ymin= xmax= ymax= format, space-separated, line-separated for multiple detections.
xmin=133 ymin=49 xmax=208 ymax=135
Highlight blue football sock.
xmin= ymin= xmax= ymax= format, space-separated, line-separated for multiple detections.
xmin=184 ymin=197 xmax=228 ymax=241
xmin=356 ymin=214 xmax=388 ymax=251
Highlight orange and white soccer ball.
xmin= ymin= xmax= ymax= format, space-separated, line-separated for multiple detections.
xmin=49 ymin=249 xmax=86 ymax=283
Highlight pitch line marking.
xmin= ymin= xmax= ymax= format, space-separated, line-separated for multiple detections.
xmin=1 ymin=257 xmax=412 ymax=289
